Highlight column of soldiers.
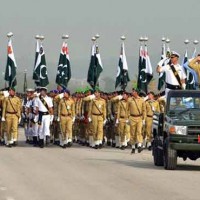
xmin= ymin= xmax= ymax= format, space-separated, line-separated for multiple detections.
xmin=0 ymin=85 xmax=164 ymax=154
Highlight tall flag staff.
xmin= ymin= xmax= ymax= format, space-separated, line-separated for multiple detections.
xmin=87 ymin=34 xmax=103 ymax=89
xmin=115 ymin=35 xmax=130 ymax=91
xmin=33 ymin=35 xmax=49 ymax=87
xmin=137 ymin=36 xmax=144 ymax=91
xmin=32 ymin=35 xmax=41 ymax=86
xmin=56 ymin=34 xmax=71 ymax=89
xmin=157 ymin=37 xmax=167 ymax=91
xmin=182 ymin=39 xmax=195 ymax=90
xmin=23 ymin=69 xmax=27 ymax=93
xmin=144 ymin=36 xmax=153 ymax=87
xmin=5 ymin=32 xmax=17 ymax=88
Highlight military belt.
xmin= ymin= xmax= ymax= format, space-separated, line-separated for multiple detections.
xmin=61 ymin=114 xmax=71 ymax=117
xmin=147 ymin=115 xmax=153 ymax=118
xmin=39 ymin=111 xmax=49 ymax=115
xmin=130 ymin=114 xmax=142 ymax=117
xmin=166 ymin=83 xmax=181 ymax=90
xmin=120 ymin=116 xmax=125 ymax=118
xmin=6 ymin=111 xmax=17 ymax=114
xmin=92 ymin=113 xmax=103 ymax=116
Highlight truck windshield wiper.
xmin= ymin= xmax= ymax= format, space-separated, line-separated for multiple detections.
xmin=178 ymin=108 xmax=199 ymax=115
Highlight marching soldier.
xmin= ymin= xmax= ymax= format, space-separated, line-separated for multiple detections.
xmin=88 ymin=88 xmax=106 ymax=149
xmin=34 ymin=87 xmax=54 ymax=148
xmin=144 ymin=91 xmax=160 ymax=150
xmin=58 ymin=89 xmax=75 ymax=148
xmin=2 ymin=88 xmax=22 ymax=147
xmin=127 ymin=88 xmax=146 ymax=153
xmin=116 ymin=91 xmax=129 ymax=150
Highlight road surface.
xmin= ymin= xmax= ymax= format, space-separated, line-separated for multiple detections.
xmin=0 ymin=128 xmax=200 ymax=200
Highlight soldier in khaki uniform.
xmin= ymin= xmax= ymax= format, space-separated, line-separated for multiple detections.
xmin=2 ymin=88 xmax=21 ymax=147
xmin=88 ymin=88 xmax=106 ymax=149
xmin=58 ymin=89 xmax=75 ymax=148
xmin=127 ymin=88 xmax=146 ymax=153
xmin=116 ymin=91 xmax=129 ymax=150
xmin=145 ymin=91 xmax=160 ymax=150
xmin=73 ymin=92 xmax=82 ymax=142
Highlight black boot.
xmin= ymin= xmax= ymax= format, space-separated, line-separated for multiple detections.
xmin=33 ymin=136 xmax=38 ymax=147
xmin=39 ymin=139 xmax=44 ymax=148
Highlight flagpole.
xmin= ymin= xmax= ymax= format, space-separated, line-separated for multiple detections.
xmin=121 ymin=35 xmax=126 ymax=91
xmin=92 ymin=35 xmax=97 ymax=89
xmin=6 ymin=32 xmax=14 ymax=88
xmin=23 ymin=69 xmax=27 ymax=93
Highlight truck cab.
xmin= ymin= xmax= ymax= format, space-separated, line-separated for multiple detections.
xmin=152 ymin=90 xmax=200 ymax=170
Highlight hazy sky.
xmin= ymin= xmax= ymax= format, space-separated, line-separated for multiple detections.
xmin=0 ymin=0 xmax=200 ymax=88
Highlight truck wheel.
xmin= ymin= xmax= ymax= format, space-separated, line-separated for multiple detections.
xmin=163 ymin=138 xmax=177 ymax=170
xmin=153 ymin=138 xmax=164 ymax=166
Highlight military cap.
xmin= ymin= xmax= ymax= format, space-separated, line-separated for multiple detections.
xmin=26 ymin=88 xmax=35 ymax=92
xmin=62 ymin=89 xmax=70 ymax=95
xmin=171 ymin=51 xmax=180 ymax=58
xmin=9 ymin=87 xmax=16 ymax=92
xmin=132 ymin=87 xmax=140 ymax=93
xmin=40 ymin=87 xmax=48 ymax=91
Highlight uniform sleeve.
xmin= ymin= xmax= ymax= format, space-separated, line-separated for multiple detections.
xmin=189 ymin=58 xmax=199 ymax=71
xmin=34 ymin=97 xmax=39 ymax=108
xmin=2 ymin=98 xmax=7 ymax=119
xmin=180 ymin=66 xmax=187 ymax=79
xmin=142 ymin=100 xmax=146 ymax=120
xmin=58 ymin=100 xmax=62 ymax=118
xmin=71 ymin=100 xmax=75 ymax=118
xmin=159 ymin=64 xmax=168 ymax=73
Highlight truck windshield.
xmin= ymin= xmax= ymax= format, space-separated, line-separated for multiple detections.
xmin=168 ymin=97 xmax=200 ymax=120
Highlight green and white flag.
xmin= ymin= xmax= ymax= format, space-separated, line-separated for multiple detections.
xmin=115 ymin=42 xmax=130 ymax=90
xmin=35 ymin=44 xmax=49 ymax=87
xmin=87 ymin=44 xmax=103 ymax=89
xmin=56 ymin=41 xmax=71 ymax=88
xmin=5 ymin=38 xmax=17 ymax=88
xmin=32 ymin=39 xmax=40 ymax=86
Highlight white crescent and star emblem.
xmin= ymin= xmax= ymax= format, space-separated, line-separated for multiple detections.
xmin=140 ymin=69 xmax=147 ymax=83
xmin=40 ymin=65 xmax=47 ymax=80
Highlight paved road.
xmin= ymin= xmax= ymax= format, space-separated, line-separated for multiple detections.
xmin=0 ymin=128 xmax=200 ymax=200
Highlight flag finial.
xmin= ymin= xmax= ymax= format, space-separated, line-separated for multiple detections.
xmin=184 ymin=39 xmax=190 ymax=45
xmin=161 ymin=37 xmax=166 ymax=42
xmin=7 ymin=32 xmax=13 ymax=38
xmin=121 ymin=35 xmax=126 ymax=41
xmin=62 ymin=34 xmax=69 ymax=40
xmin=95 ymin=34 xmax=100 ymax=39
xmin=193 ymin=40 xmax=199 ymax=45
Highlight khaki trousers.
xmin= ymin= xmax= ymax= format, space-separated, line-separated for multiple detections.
xmin=91 ymin=115 xmax=104 ymax=142
xmin=145 ymin=117 xmax=153 ymax=142
xmin=129 ymin=116 xmax=143 ymax=145
xmin=60 ymin=116 xmax=73 ymax=142
xmin=6 ymin=114 xmax=18 ymax=143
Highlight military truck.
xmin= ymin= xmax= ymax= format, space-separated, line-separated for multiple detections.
xmin=152 ymin=90 xmax=200 ymax=170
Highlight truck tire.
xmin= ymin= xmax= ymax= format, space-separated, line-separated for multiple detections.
xmin=163 ymin=138 xmax=177 ymax=170
xmin=153 ymin=138 xmax=164 ymax=166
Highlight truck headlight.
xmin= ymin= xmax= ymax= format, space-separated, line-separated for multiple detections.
xmin=175 ymin=126 xmax=187 ymax=135
xmin=169 ymin=126 xmax=187 ymax=135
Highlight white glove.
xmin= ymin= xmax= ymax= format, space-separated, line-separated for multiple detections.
xmin=72 ymin=117 xmax=75 ymax=124
xmin=110 ymin=115 xmax=114 ymax=121
xmin=88 ymin=117 xmax=92 ymax=122
xmin=144 ymin=96 xmax=149 ymax=101
xmin=90 ymin=94 xmax=95 ymax=100
xmin=142 ymin=120 xmax=145 ymax=125
xmin=103 ymin=119 xmax=107 ymax=126
xmin=1 ymin=117 xmax=5 ymax=122
xmin=118 ymin=95 xmax=123 ymax=100
xmin=50 ymin=115 xmax=54 ymax=124
xmin=57 ymin=117 xmax=60 ymax=122
xmin=81 ymin=115 xmax=85 ymax=120
xmin=33 ymin=115 xmax=38 ymax=123
xmin=18 ymin=117 xmax=21 ymax=124
xmin=126 ymin=119 xmax=129 ymax=124
xmin=3 ymin=91 xmax=9 ymax=97
xmin=115 ymin=119 xmax=119 ymax=124
xmin=182 ymin=83 xmax=186 ymax=90
xmin=59 ymin=93 xmax=64 ymax=99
